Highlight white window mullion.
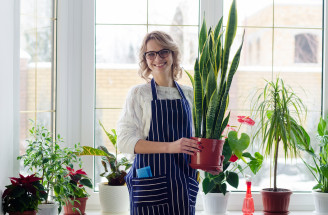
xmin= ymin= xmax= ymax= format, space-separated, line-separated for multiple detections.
xmin=323 ymin=0 xmax=328 ymax=117
xmin=200 ymin=0 xmax=222 ymax=29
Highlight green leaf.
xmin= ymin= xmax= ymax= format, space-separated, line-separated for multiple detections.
xmin=228 ymin=131 xmax=250 ymax=159
xmin=318 ymin=117 xmax=327 ymax=136
xmin=320 ymin=164 xmax=328 ymax=179
xmin=184 ymin=69 xmax=194 ymax=88
xmin=194 ymin=58 xmax=203 ymax=137
xmin=222 ymin=139 xmax=232 ymax=163
xmin=213 ymin=172 xmax=225 ymax=183
xmin=199 ymin=18 xmax=207 ymax=53
xmin=313 ymin=183 xmax=323 ymax=190
xmin=79 ymin=146 xmax=108 ymax=156
xmin=226 ymin=171 xmax=239 ymax=188
xmin=219 ymin=183 xmax=227 ymax=195
xmin=79 ymin=178 xmax=93 ymax=189
xmin=202 ymin=177 xmax=215 ymax=194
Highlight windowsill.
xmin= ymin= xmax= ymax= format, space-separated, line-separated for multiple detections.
xmin=86 ymin=210 xmax=315 ymax=215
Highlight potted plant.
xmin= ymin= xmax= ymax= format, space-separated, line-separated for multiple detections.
xmin=252 ymin=77 xmax=309 ymax=215
xmin=18 ymin=121 xmax=87 ymax=214
xmin=2 ymin=174 xmax=47 ymax=215
xmin=59 ymin=166 xmax=93 ymax=215
xmin=185 ymin=0 xmax=245 ymax=172
xmin=80 ymin=122 xmax=132 ymax=213
xmin=201 ymin=116 xmax=263 ymax=214
xmin=299 ymin=115 xmax=328 ymax=214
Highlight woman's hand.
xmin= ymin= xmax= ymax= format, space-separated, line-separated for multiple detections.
xmin=204 ymin=167 xmax=222 ymax=175
xmin=168 ymin=138 xmax=203 ymax=155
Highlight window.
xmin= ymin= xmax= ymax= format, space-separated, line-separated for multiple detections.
xmin=223 ymin=0 xmax=322 ymax=192
xmin=19 ymin=0 xmax=57 ymax=158
xmin=94 ymin=0 xmax=200 ymax=191
xmin=295 ymin=33 xmax=318 ymax=63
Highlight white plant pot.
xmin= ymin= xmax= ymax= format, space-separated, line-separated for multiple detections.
xmin=99 ymin=182 xmax=130 ymax=213
xmin=313 ymin=190 xmax=328 ymax=215
xmin=202 ymin=191 xmax=230 ymax=215
xmin=37 ymin=203 xmax=58 ymax=215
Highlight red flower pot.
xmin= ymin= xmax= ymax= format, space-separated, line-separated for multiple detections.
xmin=189 ymin=137 xmax=225 ymax=172
xmin=63 ymin=197 xmax=88 ymax=215
xmin=9 ymin=211 xmax=36 ymax=215
xmin=261 ymin=188 xmax=292 ymax=215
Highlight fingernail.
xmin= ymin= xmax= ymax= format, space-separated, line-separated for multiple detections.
xmin=197 ymin=142 xmax=201 ymax=145
xmin=198 ymin=146 xmax=202 ymax=149
xmin=198 ymin=149 xmax=202 ymax=152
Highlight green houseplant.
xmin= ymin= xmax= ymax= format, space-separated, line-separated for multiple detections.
xmin=201 ymin=116 xmax=263 ymax=214
xmin=79 ymin=121 xmax=131 ymax=213
xmin=186 ymin=0 xmax=245 ymax=172
xmin=60 ymin=166 xmax=93 ymax=215
xmin=299 ymin=115 xmax=328 ymax=213
xmin=2 ymin=174 xmax=47 ymax=215
xmin=18 ymin=121 xmax=89 ymax=214
xmin=252 ymin=77 xmax=309 ymax=214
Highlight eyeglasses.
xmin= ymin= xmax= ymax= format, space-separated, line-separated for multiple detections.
xmin=144 ymin=49 xmax=171 ymax=60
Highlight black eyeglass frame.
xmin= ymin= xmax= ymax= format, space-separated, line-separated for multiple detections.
xmin=144 ymin=49 xmax=172 ymax=60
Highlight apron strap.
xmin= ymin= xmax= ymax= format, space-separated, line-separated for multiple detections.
xmin=151 ymin=78 xmax=187 ymax=101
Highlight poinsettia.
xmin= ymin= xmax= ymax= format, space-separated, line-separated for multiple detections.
xmin=63 ymin=166 xmax=93 ymax=198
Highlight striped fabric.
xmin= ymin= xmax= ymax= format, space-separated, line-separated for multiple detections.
xmin=125 ymin=79 xmax=199 ymax=215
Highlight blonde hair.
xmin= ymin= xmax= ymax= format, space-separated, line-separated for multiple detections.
xmin=138 ymin=31 xmax=182 ymax=82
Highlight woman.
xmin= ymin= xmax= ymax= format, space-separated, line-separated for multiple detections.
xmin=117 ymin=31 xmax=219 ymax=215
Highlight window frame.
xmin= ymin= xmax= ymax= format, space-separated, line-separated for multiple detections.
xmin=53 ymin=0 xmax=327 ymax=211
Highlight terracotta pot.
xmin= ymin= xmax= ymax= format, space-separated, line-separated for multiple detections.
xmin=9 ymin=211 xmax=36 ymax=215
xmin=190 ymin=137 xmax=225 ymax=172
xmin=63 ymin=197 xmax=88 ymax=215
xmin=261 ymin=188 xmax=292 ymax=215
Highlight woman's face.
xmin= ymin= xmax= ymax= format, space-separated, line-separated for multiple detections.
xmin=145 ymin=39 xmax=173 ymax=79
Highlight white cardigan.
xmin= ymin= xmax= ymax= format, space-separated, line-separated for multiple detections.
xmin=116 ymin=82 xmax=194 ymax=155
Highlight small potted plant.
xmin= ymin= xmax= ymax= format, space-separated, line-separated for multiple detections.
xmin=18 ymin=121 xmax=85 ymax=215
xmin=59 ymin=166 xmax=93 ymax=215
xmin=186 ymin=0 xmax=245 ymax=172
xmin=252 ymin=77 xmax=309 ymax=215
xmin=2 ymin=174 xmax=47 ymax=215
xmin=299 ymin=115 xmax=328 ymax=214
xmin=80 ymin=121 xmax=131 ymax=213
xmin=201 ymin=116 xmax=263 ymax=214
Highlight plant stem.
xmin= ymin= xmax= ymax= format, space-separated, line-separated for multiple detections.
xmin=273 ymin=137 xmax=280 ymax=191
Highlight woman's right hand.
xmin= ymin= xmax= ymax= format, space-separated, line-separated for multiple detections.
xmin=168 ymin=138 xmax=203 ymax=155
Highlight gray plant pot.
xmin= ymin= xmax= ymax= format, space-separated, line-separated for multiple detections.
xmin=37 ymin=203 xmax=58 ymax=215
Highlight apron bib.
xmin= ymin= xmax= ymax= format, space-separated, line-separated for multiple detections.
xmin=125 ymin=79 xmax=199 ymax=215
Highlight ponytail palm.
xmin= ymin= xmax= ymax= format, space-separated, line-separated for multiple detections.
xmin=186 ymin=0 xmax=244 ymax=139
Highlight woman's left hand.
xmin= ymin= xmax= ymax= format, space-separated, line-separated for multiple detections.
xmin=204 ymin=167 xmax=222 ymax=175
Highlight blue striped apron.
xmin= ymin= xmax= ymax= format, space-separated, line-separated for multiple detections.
xmin=125 ymin=78 xmax=199 ymax=215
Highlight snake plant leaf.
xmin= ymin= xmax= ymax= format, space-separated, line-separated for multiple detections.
xmin=205 ymin=67 xmax=217 ymax=107
xmin=79 ymin=146 xmax=108 ymax=156
xmin=222 ymin=0 xmax=237 ymax=77
xmin=214 ymin=33 xmax=223 ymax=78
xmin=214 ymin=17 xmax=223 ymax=41
xmin=206 ymin=89 xmax=219 ymax=138
xmin=184 ymin=69 xmax=194 ymax=88
xmin=199 ymin=18 xmax=207 ymax=53
xmin=228 ymin=131 xmax=250 ymax=159
xmin=194 ymin=58 xmax=203 ymax=137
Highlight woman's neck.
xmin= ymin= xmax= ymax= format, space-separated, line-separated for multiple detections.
xmin=153 ymin=76 xmax=174 ymax=87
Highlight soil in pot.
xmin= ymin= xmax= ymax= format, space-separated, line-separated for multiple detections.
xmin=261 ymin=188 xmax=292 ymax=215
xmin=190 ymin=137 xmax=225 ymax=172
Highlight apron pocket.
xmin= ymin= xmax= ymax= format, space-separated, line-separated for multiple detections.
xmin=132 ymin=175 xmax=169 ymax=207
xmin=188 ymin=176 xmax=199 ymax=207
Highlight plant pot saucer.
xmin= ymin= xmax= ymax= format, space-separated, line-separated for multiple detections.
xmin=263 ymin=212 xmax=289 ymax=215
xmin=189 ymin=164 xmax=223 ymax=172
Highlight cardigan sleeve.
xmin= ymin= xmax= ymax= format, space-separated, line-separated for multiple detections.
xmin=117 ymin=86 xmax=145 ymax=155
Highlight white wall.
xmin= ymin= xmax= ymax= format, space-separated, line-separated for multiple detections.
xmin=0 ymin=0 xmax=19 ymax=213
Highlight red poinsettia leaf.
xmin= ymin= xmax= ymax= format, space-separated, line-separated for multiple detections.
xmin=76 ymin=169 xmax=87 ymax=176
xmin=66 ymin=166 xmax=73 ymax=172
xmin=229 ymin=154 xmax=239 ymax=162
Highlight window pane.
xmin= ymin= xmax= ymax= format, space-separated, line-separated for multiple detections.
xmin=96 ymin=0 xmax=147 ymax=24
xmin=224 ymin=0 xmax=273 ymax=27
xmin=275 ymin=0 xmax=322 ymax=28
xmin=96 ymin=25 xmax=146 ymax=64
xmin=148 ymin=0 xmax=199 ymax=25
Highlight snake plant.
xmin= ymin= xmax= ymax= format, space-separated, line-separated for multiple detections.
xmin=186 ymin=0 xmax=244 ymax=139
